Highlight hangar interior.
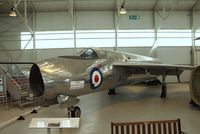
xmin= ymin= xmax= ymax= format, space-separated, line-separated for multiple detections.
xmin=0 ymin=0 xmax=200 ymax=134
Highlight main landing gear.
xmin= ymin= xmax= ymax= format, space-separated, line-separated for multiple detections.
xmin=190 ymin=99 xmax=198 ymax=107
xmin=147 ymin=79 xmax=162 ymax=85
xmin=68 ymin=106 xmax=81 ymax=118
xmin=108 ymin=88 xmax=116 ymax=95
xmin=160 ymin=74 xmax=167 ymax=98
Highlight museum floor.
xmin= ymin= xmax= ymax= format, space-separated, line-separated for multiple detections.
xmin=0 ymin=83 xmax=200 ymax=134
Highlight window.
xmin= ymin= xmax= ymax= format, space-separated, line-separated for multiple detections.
xmin=21 ymin=32 xmax=33 ymax=49
xmin=157 ymin=30 xmax=192 ymax=46
xmin=35 ymin=31 xmax=74 ymax=49
xmin=117 ymin=30 xmax=154 ymax=47
xmin=21 ymin=31 xmax=74 ymax=49
xmin=195 ymin=30 xmax=200 ymax=46
xmin=21 ymin=29 xmax=193 ymax=49
xmin=76 ymin=30 xmax=115 ymax=48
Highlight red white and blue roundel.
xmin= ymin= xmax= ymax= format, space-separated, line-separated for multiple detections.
xmin=90 ymin=67 xmax=103 ymax=89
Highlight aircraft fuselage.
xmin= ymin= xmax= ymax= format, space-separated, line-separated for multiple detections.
xmin=29 ymin=48 xmax=160 ymax=99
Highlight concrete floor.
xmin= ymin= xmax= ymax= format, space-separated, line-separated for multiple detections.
xmin=0 ymin=83 xmax=200 ymax=134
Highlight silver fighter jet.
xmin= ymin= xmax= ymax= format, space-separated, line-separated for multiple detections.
xmin=29 ymin=48 xmax=200 ymax=117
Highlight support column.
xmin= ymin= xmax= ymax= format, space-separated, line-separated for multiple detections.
xmin=190 ymin=11 xmax=197 ymax=66
xmin=67 ymin=0 xmax=76 ymax=55
xmin=7 ymin=0 xmax=35 ymax=62
xmin=32 ymin=10 xmax=37 ymax=62
xmin=149 ymin=0 xmax=180 ymax=57
xmin=113 ymin=0 xmax=122 ymax=51
xmin=190 ymin=0 xmax=200 ymax=66
xmin=114 ymin=11 xmax=118 ymax=51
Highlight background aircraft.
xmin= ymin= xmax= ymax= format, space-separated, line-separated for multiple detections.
xmin=28 ymin=48 xmax=200 ymax=117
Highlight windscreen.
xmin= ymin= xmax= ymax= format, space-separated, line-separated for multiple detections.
xmin=78 ymin=48 xmax=99 ymax=59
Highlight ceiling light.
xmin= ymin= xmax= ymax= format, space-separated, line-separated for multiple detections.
xmin=120 ymin=7 xmax=127 ymax=15
xmin=119 ymin=2 xmax=127 ymax=15
xmin=9 ymin=7 xmax=17 ymax=17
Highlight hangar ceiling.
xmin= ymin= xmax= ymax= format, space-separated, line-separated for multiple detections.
xmin=0 ymin=0 xmax=200 ymax=14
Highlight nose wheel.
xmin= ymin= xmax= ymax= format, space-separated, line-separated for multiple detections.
xmin=68 ymin=106 xmax=81 ymax=118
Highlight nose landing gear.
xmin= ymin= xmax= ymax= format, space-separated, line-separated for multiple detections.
xmin=160 ymin=74 xmax=167 ymax=98
xmin=68 ymin=106 xmax=81 ymax=118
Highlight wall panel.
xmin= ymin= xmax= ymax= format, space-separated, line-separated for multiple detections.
xmin=76 ymin=11 xmax=114 ymax=30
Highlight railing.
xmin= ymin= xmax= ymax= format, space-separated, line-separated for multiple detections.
xmin=111 ymin=119 xmax=185 ymax=134
xmin=0 ymin=63 xmax=34 ymax=108
xmin=0 ymin=64 xmax=22 ymax=90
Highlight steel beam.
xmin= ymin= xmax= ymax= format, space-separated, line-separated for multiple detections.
xmin=114 ymin=11 xmax=118 ymax=51
xmin=10 ymin=0 xmax=34 ymax=34
xmin=113 ymin=0 xmax=119 ymax=51
xmin=0 ymin=41 xmax=15 ymax=61
xmin=32 ymin=10 xmax=36 ymax=62
xmin=113 ymin=0 xmax=124 ymax=51
xmin=191 ymin=0 xmax=200 ymax=11
xmin=153 ymin=0 xmax=160 ymax=10
xmin=148 ymin=0 xmax=160 ymax=57
xmin=10 ymin=0 xmax=36 ymax=62
xmin=28 ymin=0 xmax=36 ymax=12
xmin=190 ymin=0 xmax=200 ymax=66
xmin=15 ymin=10 xmax=33 ymax=34
xmin=149 ymin=0 xmax=180 ymax=57
xmin=190 ymin=11 xmax=197 ymax=66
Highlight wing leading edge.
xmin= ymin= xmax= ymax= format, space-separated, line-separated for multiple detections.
xmin=113 ymin=61 xmax=194 ymax=76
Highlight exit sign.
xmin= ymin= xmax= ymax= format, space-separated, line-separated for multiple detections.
xmin=129 ymin=15 xmax=140 ymax=20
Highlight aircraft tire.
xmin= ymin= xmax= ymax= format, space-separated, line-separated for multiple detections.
xmin=147 ymin=79 xmax=161 ymax=85
xmin=71 ymin=106 xmax=81 ymax=117
xmin=108 ymin=88 xmax=116 ymax=95
xmin=160 ymin=85 xmax=167 ymax=98
xmin=190 ymin=99 xmax=199 ymax=107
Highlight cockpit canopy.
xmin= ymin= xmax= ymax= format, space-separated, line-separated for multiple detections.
xmin=78 ymin=48 xmax=100 ymax=59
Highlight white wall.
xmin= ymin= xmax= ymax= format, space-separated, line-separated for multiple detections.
xmin=36 ymin=12 xmax=72 ymax=31
xmin=119 ymin=11 xmax=153 ymax=29
xmin=76 ymin=11 xmax=114 ymax=30
xmin=156 ymin=11 xmax=190 ymax=29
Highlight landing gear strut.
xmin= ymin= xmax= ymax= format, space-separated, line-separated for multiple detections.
xmin=161 ymin=85 xmax=167 ymax=98
xmin=160 ymin=74 xmax=167 ymax=98
xmin=190 ymin=99 xmax=198 ymax=107
xmin=68 ymin=106 xmax=81 ymax=118
xmin=108 ymin=88 xmax=116 ymax=95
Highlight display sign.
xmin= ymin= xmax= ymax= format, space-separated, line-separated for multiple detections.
xmin=70 ymin=80 xmax=85 ymax=90
xmin=129 ymin=15 xmax=140 ymax=20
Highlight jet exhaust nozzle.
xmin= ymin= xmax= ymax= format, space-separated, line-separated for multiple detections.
xmin=190 ymin=66 xmax=200 ymax=106
xmin=29 ymin=63 xmax=45 ymax=97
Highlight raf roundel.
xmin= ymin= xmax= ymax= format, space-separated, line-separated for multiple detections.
xmin=90 ymin=67 xmax=103 ymax=89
